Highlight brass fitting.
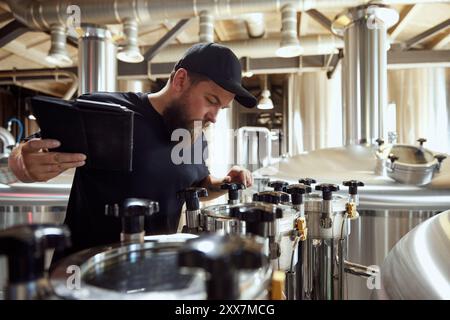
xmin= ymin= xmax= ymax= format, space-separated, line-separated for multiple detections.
xmin=270 ymin=270 xmax=286 ymax=300
xmin=345 ymin=202 xmax=359 ymax=219
xmin=295 ymin=217 xmax=308 ymax=241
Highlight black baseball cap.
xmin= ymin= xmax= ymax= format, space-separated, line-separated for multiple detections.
xmin=174 ymin=43 xmax=257 ymax=108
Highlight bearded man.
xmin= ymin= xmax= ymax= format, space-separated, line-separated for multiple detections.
xmin=8 ymin=43 xmax=256 ymax=255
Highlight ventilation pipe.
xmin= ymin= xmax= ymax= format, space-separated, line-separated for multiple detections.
xmin=243 ymin=13 xmax=265 ymax=38
xmin=45 ymin=24 xmax=73 ymax=67
xmin=276 ymin=4 xmax=302 ymax=58
xmin=149 ymin=35 xmax=343 ymax=63
xmin=332 ymin=4 xmax=399 ymax=145
xmin=117 ymin=19 xmax=144 ymax=63
xmin=78 ymin=25 xmax=117 ymax=94
xmin=199 ymin=11 xmax=214 ymax=43
xmin=4 ymin=0 xmax=438 ymax=30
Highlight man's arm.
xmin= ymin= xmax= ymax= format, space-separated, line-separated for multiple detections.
xmin=197 ymin=165 xmax=253 ymax=201
xmin=8 ymin=138 xmax=87 ymax=183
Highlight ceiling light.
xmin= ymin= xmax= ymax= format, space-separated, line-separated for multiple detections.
xmin=257 ymin=75 xmax=274 ymax=110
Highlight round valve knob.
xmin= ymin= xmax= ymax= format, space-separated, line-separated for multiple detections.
xmin=315 ymin=184 xmax=340 ymax=200
xmin=286 ymin=184 xmax=312 ymax=205
xmin=178 ymin=234 xmax=266 ymax=300
xmin=343 ymin=180 xmax=365 ymax=195
xmin=177 ymin=187 xmax=208 ymax=211
xmin=388 ymin=153 xmax=399 ymax=164
xmin=417 ymin=138 xmax=427 ymax=147
xmin=230 ymin=204 xmax=283 ymax=237
xmin=375 ymin=138 xmax=384 ymax=147
xmin=268 ymin=180 xmax=289 ymax=192
xmin=220 ymin=183 xmax=245 ymax=201
xmin=105 ymin=198 xmax=159 ymax=235
xmin=298 ymin=178 xmax=317 ymax=186
xmin=0 ymin=224 xmax=71 ymax=285
xmin=435 ymin=154 xmax=447 ymax=164
xmin=252 ymin=191 xmax=290 ymax=204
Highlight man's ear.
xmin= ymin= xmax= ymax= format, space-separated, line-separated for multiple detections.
xmin=171 ymin=68 xmax=189 ymax=93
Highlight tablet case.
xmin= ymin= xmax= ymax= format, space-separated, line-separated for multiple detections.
xmin=30 ymin=96 xmax=134 ymax=172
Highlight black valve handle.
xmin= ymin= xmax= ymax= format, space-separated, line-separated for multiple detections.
xmin=315 ymin=184 xmax=339 ymax=201
xmin=0 ymin=224 xmax=71 ymax=284
xmin=435 ymin=154 xmax=447 ymax=164
xmin=221 ymin=183 xmax=245 ymax=201
xmin=417 ymin=138 xmax=427 ymax=147
xmin=230 ymin=205 xmax=283 ymax=237
xmin=343 ymin=180 xmax=365 ymax=195
xmin=252 ymin=191 xmax=290 ymax=204
xmin=268 ymin=180 xmax=289 ymax=192
xmin=178 ymin=234 xmax=266 ymax=300
xmin=388 ymin=153 xmax=399 ymax=164
xmin=105 ymin=198 xmax=159 ymax=235
xmin=177 ymin=187 xmax=208 ymax=211
xmin=298 ymin=178 xmax=317 ymax=186
xmin=286 ymin=184 xmax=312 ymax=205
xmin=375 ymin=138 xmax=384 ymax=147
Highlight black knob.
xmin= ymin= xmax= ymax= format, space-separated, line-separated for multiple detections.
xmin=221 ymin=183 xmax=245 ymax=201
xmin=177 ymin=187 xmax=208 ymax=211
xmin=388 ymin=153 xmax=399 ymax=164
xmin=286 ymin=184 xmax=312 ymax=205
xmin=315 ymin=184 xmax=339 ymax=201
xmin=375 ymin=138 xmax=384 ymax=147
xmin=298 ymin=178 xmax=317 ymax=186
xmin=0 ymin=224 xmax=71 ymax=284
xmin=417 ymin=138 xmax=427 ymax=147
xmin=343 ymin=180 xmax=365 ymax=195
xmin=230 ymin=204 xmax=283 ymax=237
xmin=178 ymin=234 xmax=266 ymax=300
xmin=105 ymin=198 xmax=159 ymax=235
xmin=252 ymin=191 xmax=290 ymax=204
xmin=435 ymin=154 xmax=447 ymax=164
xmin=268 ymin=180 xmax=289 ymax=192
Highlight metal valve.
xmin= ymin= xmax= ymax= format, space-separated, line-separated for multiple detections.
xmin=0 ymin=224 xmax=71 ymax=300
xmin=434 ymin=154 xmax=447 ymax=171
xmin=417 ymin=138 xmax=427 ymax=147
xmin=315 ymin=184 xmax=339 ymax=229
xmin=268 ymin=180 xmax=289 ymax=192
xmin=221 ymin=183 xmax=245 ymax=204
xmin=177 ymin=187 xmax=208 ymax=233
xmin=375 ymin=138 xmax=384 ymax=147
xmin=105 ymin=198 xmax=159 ymax=242
xmin=343 ymin=180 xmax=364 ymax=219
xmin=388 ymin=153 xmax=399 ymax=165
xmin=178 ymin=234 xmax=266 ymax=300
xmin=295 ymin=216 xmax=308 ymax=241
xmin=252 ymin=191 xmax=291 ymax=205
xmin=298 ymin=178 xmax=316 ymax=186
xmin=286 ymin=184 xmax=312 ymax=206
xmin=230 ymin=204 xmax=283 ymax=238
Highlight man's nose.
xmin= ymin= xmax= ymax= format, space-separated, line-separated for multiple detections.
xmin=205 ymin=110 xmax=219 ymax=124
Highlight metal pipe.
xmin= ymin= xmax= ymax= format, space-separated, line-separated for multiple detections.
xmin=199 ymin=11 xmax=214 ymax=43
xmin=150 ymin=35 xmax=344 ymax=63
xmin=0 ymin=68 xmax=78 ymax=100
xmin=344 ymin=260 xmax=379 ymax=278
xmin=5 ymin=0 xmax=445 ymax=30
xmin=334 ymin=4 xmax=399 ymax=145
xmin=78 ymin=25 xmax=117 ymax=94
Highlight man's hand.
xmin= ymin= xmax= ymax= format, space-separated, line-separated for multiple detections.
xmin=223 ymin=165 xmax=253 ymax=188
xmin=9 ymin=139 xmax=86 ymax=182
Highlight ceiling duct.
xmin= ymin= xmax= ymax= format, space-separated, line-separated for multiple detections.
xmin=117 ymin=19 xmax=144 ymax=63
xmin=5 ymin=0 xmax=442 ymax=32
xmin=276 ymin=4 xmax=302 ymax=58
xmin=45 ymin=24 xmax=73 ymax=67
xmin=332 ymin=4 xmax=399 ymax=145
xmin=243 ymin=13 xmax=265 ymax=38
xmin=199 ymin=11 xmax=214 ymax=43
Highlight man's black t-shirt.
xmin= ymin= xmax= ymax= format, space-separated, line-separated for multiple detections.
xmin=64 ymin=91 xmax=209 ymax=254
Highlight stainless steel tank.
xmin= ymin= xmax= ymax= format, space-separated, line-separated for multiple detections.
xmin=375 ymin=210 xmax=450 ymax=300
xmin=251 ymin=144 xmax=450 ymax=299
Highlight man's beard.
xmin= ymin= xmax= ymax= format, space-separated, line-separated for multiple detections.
xmin=162 ymin=96 xmax=210 ymax=144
